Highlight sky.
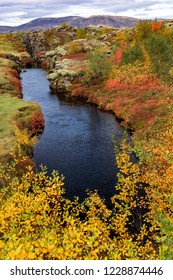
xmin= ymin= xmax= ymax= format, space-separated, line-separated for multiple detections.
xmin=0 ymin=0 xmax=173 ymax=26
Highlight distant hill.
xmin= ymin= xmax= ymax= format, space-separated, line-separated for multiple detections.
xmin=0 ymin=15 xmax=139 ymax=33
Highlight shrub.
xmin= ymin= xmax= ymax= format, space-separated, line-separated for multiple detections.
xmin=151 ymin=21 xmax=163 ymax=33
xmin=121 ymin=43 xmax=144 ymax=65
xmin=68 ymin=41 xmax=84 ymax=54
xmin=114 ymin=47 xmax=123 ymax=64
xmin=135 ymin=20 xmax=152 ymax=40
xmin=76 ymin=28 xmax=87 ymax=39
xmin=28 ymin=112 xmax=44 ymax=134
xmin=144 ymin=33 xmax=173 ymax=78
xmin=87 ymin=47 xmax=113 ymax=80
xmin=0 ymin=138 xmax=171 ymax=259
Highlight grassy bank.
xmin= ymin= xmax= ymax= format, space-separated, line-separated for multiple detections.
xmin=0 ymin=33 xmax=44 ymax=164
xmin=0 ymin=95 xmax=43 ymax=163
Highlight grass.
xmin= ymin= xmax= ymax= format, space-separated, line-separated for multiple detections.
xmin=0 ymin=71 xmax=17 ymax=95
xmin=0 ymin=33 xmax=42 ymax=164
xmin=0 ymin=34 xmax=29 ymax=58
xmin=0 ymin=57 xmax=16 ymax=68
xmin=0 ymin=95 xmax=41 ymax=163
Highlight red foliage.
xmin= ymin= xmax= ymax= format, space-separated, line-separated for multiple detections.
xmin=106 ymin=79 xmax=125 ymax=90
xmin=71 ymin=86 xmax=86 ymax=97
xmin=37 ymin=51 xmax=46 ymax=58
xmin=114 ymin=48 xmax=123 ymax=64
xmin=105 ymin=76 xmax=166 ymax=95
xmin=114 ymin=41 xmax=126 ymax=65
xmin=41 ymin=60 xmax=48 ymax=69
xmin=151 ymin=21 xmax=162 ymax=32
xmin=22 ymin=57 xmax=32 ymax=67
xmin=29 ymin=112 xmax=45 ymax=133
xmin=6 ymin=68 xmax=19 ymax=78
xmin=61 ymin=52 xmax=86 ymax=60
xmin=13 ymin=78 xmax=22 ymax=97
xmin=3 ymin=67 xmax=22 ymax=97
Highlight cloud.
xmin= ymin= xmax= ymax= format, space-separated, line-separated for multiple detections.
xmin=0 ymin=0 xmax=172 ymax=26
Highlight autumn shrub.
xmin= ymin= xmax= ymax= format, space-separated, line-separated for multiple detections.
xmin=28 ymin=112 xmax=45 ymax=134
xmin=0 ymin=136 xmax=172 ymax=260
xmin=13 ymin=126 xmax=37 ymax=157
xmin=135 ymin=20 xmax=153 ymax=40
xmin=68 ymin=41 xmax=84 ymax=54
xmin=86 ymin=47 xmax=113 ymax=80
xmin=133 ymin=122 xmax=173 ymax=259
xmin=151 ymin=21 xmax=163 ymax=33
xmin=114 ymin=47 xmax=123 ymax=64
xmin=76 ymin=28 xmax=87 ymax=39
xmin=144 ymin=33 xmax=173 ymax=79
xmin=121 ymin=43 xmax=144 ymax=65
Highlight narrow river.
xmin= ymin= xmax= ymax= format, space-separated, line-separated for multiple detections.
xmin=21 ymin=68 xmax=127 ymax=204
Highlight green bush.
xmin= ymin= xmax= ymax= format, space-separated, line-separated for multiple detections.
xmin=121 ymin=43 xmax=144 ymax=65
xmin=76 ymin=28 xmax=87 ymax=39
xmin=87 ymin=47 xmax=113 ymax=80
xmin=135 ymin=20 xmax=152 ymax=40
xmin=144 ymin=33 xmax=173 ymax=78
xmin=68 ymin=41 xmax=84 ymax=54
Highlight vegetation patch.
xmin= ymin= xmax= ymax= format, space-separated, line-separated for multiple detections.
xmin=0 ymin=95 xmax=42 ymax=163
xmin=0 ymin=21 xmax=173 ymax=260
xmin=0 ymin=33 xmax=44 ymax=164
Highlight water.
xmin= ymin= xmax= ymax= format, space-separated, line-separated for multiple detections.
xmin=21 ymin=68 xmax=127 ymax=203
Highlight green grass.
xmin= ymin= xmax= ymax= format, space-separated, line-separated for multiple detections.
xmin=0 ymin=71 xmax=16 ymax=95
xmin=0 ymin=34 xmax=30 ymax=63
xmin=0 ymin=33 xmax=42 ymax=164
xmin=0 ymin=95 xmax=40 ymax=163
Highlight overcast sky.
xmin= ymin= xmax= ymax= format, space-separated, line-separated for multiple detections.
xmin=0 ymin=0 xmax=173 ymax=26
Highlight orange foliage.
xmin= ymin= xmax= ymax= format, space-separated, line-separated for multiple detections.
xmin=12 ymin=76 xmax=22 ymax=97
xmin=37 ymin=51 xmax=46 ymax=57
xmin=41 ymin=60 xmax=48 ymax=69
xmin=28 ymin=112 xmax=45 ymax=133
xmin=151 ymin=21 xmax=162 ymax=32
xmin=5 ymin=68 xmax=19 ymax=78
xmin=114 ymin=48 xmax=123 ymax=64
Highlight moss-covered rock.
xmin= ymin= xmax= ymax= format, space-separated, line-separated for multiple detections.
xmin=45 ymin=47 xmax=67 ymax=57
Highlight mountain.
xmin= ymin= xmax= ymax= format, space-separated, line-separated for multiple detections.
xmin=0 ymin=15 xmax=139 ymax=33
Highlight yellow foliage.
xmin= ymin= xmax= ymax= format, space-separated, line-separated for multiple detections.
xmin=0 ymin=123 xmax=172 ymax=260
xmin=111 ymin=61 xmax=152 ymax=84
xmin=13 ymin=125 xmax=37 ymax=147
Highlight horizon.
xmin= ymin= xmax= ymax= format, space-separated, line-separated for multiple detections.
xmin=0 ymin=0 xmax=173 ymax=27
xmin=0 ymin=14 xmax=141 ymax=28
xmin=0 ymin=14 xmax=171 ymax=29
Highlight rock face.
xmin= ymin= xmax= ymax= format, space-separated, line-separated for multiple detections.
xmin=23 ymin=24 xmax=142 ymax=95
xmin=22 ymin=26 xmax=77 ymax=66
xmin=45 ymin=37 xmax=112 ymax=92
xmin=22 ymin=25 xmax=115 ymax=92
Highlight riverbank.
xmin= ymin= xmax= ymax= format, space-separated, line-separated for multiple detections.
xmin=22 ymin=23 xmax=173 ymax=258
xmin=0 ymin=23 xmax=172 ymax=260
xmin=0 ymin=33 xmax=44 ymax=164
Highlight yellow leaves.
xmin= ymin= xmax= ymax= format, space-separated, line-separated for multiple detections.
xmin=0 ymin=134 xmax=172 ymax=260
xmin=141 ymin=44 xmax=151 ymax=66
xmin=111 ymin=61 xmax=152 ymax=85
xmin=13 ymin=125 xmax=37 ymax=147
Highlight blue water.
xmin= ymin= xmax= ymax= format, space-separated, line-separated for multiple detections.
xmin=21 ymin=68 xmax=127 ymax=203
